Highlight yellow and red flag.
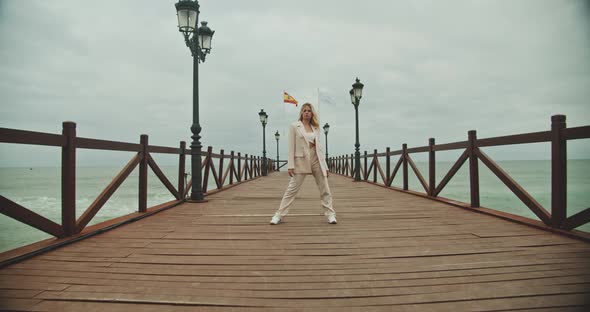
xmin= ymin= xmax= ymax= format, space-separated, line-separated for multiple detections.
xmin=283 ymin=91 xmax=298 ymax=107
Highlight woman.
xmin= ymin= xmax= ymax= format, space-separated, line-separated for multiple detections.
xmin=270 ymin=103 xmax=337 ymax=225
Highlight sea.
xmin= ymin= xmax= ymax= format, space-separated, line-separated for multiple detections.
xmin=1 ymin=159 xmax=589 ymax=253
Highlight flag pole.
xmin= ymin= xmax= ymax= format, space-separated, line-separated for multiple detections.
xmin=317 ymin=87 xmax=320 ymax=117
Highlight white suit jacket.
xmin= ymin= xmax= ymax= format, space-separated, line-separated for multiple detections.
xmin=287 ymin=121 xmax=329 ymax=176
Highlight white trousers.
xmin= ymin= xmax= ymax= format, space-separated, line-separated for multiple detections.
xmin=275 ymin=151 xmax=336 ymax=217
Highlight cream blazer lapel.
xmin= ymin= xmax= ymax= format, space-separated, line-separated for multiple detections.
xmin=295 ymin=121 xmax=307 ymax=142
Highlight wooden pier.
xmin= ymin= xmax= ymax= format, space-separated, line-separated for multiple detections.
xmin=2 ymin=172 xmax=589 ymax=311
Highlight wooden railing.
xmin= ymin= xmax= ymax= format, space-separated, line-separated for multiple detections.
xmin=0 ymin=121 xmax=272 ymax=242
xmin=273 ymin=159 xmax=288 ymax=171
xmin=329 ymin=115 xmax=590 ymax=234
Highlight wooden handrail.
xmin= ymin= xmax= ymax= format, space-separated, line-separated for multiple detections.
xmin=433 ymin=150 xmax=469 ymax=197
xmin=77 ymin=137 xmax=142 ymax=152
xmin=329 ymin=114 xmax=589 ymax=233
xmin=147 ymin=154 xmax=180 ymax=199
xmin=433 ymin=141 xmax=469 ymax=152
xmin=0 ymin=122 xmax=269 ymax=256
xmin=477 ymin=131 xmax=550 ymax=147
xmin=406 ymin=146 xmax=429 ymax=153
xmin=387 ymin=156 xmax=403 ymax=186
xmin=0 ymin=195 xmax=64 ymax=238
xmin=148 ymin=145 xmax=181 ymax=154
xmin=0 ymin=127 xmax=65 ymax=147
xmin=76 ymin=154 xmax=141 ymax=232
xmin=476 ymin=148 xmax=551 ymax=224
xmin=406 ymin=154 xmax=428 ymax=194
xmin=564 ymin=208 xmax=590 ymax=231
xmin=560 ymin=125 xmax=589 ymax=140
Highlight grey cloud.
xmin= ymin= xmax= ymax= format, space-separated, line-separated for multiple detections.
xmin=1 ymin=0 xmax=589 ymax=168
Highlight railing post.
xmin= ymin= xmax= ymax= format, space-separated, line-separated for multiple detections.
xmin=335 ymin=156 xmax=338 ymax=174
xmin=139 ymin=134 xmax=148 ymax=213
xmin=330 ymin=156 xmax=340 ymax=173
xmin=178 ymin=141 xmax=186 ymax=199
xmin=373 ymin=149 xmax=378 ymax=183
xmin=350 ymin=153 xmax=354 ymax=177
xmin=238 ymin=152 xmax=243 ymax=181
xmin=219 ymin=149 xmax=225 ymax=188
xmin=363 ymin=150 xmax=368 ymax=180
xmin=244 ymin=154 xmax=252 ymax=181
xmin=202 ymin=146 xmax=213 ymax=193
xmin=247 ymin=154 xmax=251 ymax=180
xmin=402 ymin=144 xmax=408 ymax=190
xmin=230 ymin=151 xmax=235 ymax=185
xmin=468 ymin=130 xmax=480 ymax=208
xmin=551 ymin=115 xmax=567 ymax=228
xmin=386 ymin=147 xmax=391 ymax=187
xmin=62 ymin=121 xmax=76 ymax=236
xmin=254 ymin=156 xmax=258 ymax=177
xmin=429 ymin=138 xmax=435 ymax=196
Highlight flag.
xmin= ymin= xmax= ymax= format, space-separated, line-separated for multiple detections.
xmin=318 ymin=92 xmax=336 ymax=106
xmin=283 ymin=91 xmax=298 ymax=106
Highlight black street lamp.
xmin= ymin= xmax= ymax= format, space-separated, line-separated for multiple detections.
xmin=258 ymin=109 xmax=269 ymax=176
xmin=350 ymin=77 xmax=364 ymax=181
xmin=175 ymin=0 xmax=215 ymax=201
xmin=323 ymin=123 xmax=330 ymax=162
xmin=275 ymin=130 xmax=280 ymax=171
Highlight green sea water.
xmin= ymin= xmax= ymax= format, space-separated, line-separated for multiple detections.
xmin=1 ymin=160 xmax=589 ymax=252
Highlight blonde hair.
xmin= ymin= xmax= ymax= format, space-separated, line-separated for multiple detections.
xmin=298 ymin=103 xmax=320 ymax=128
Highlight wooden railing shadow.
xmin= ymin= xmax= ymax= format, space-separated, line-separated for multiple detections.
xmin=0 ymin=121 xmax=274 ymax=264
xmin=329 ymin=115 xmax=590 ymax=239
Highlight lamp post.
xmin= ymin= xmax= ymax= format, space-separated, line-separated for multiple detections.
xmin=259 ymin=109 xmax=268 ymax=176
xmin=174 ymin=0 xmax=215 ymax=201
xmin=323 ymin=123 xmax=330 ymax=163
xmin=275 ymin=130 xmax=280 ymax=171
xmin=350 ymin=78 xmax=364 ymax=181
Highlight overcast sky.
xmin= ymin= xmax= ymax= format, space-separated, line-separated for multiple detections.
xmin=1 ymin=0 xmax=589 ymax=167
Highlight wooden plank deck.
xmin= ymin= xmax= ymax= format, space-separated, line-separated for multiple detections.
xmin=1 ymin=172 xmax=589 ymax=311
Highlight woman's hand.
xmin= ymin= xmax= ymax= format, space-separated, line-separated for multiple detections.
xmin=326 ymin=170 xmax=330 ymax=177
xmin=288 ymin=169 xmax=295 ymax=177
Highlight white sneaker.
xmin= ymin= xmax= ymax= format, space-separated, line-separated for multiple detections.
xmin=270 ymin=214 xmax=282 ymax=225
xmin=327 ymin=215 xmax=337 ymax=224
